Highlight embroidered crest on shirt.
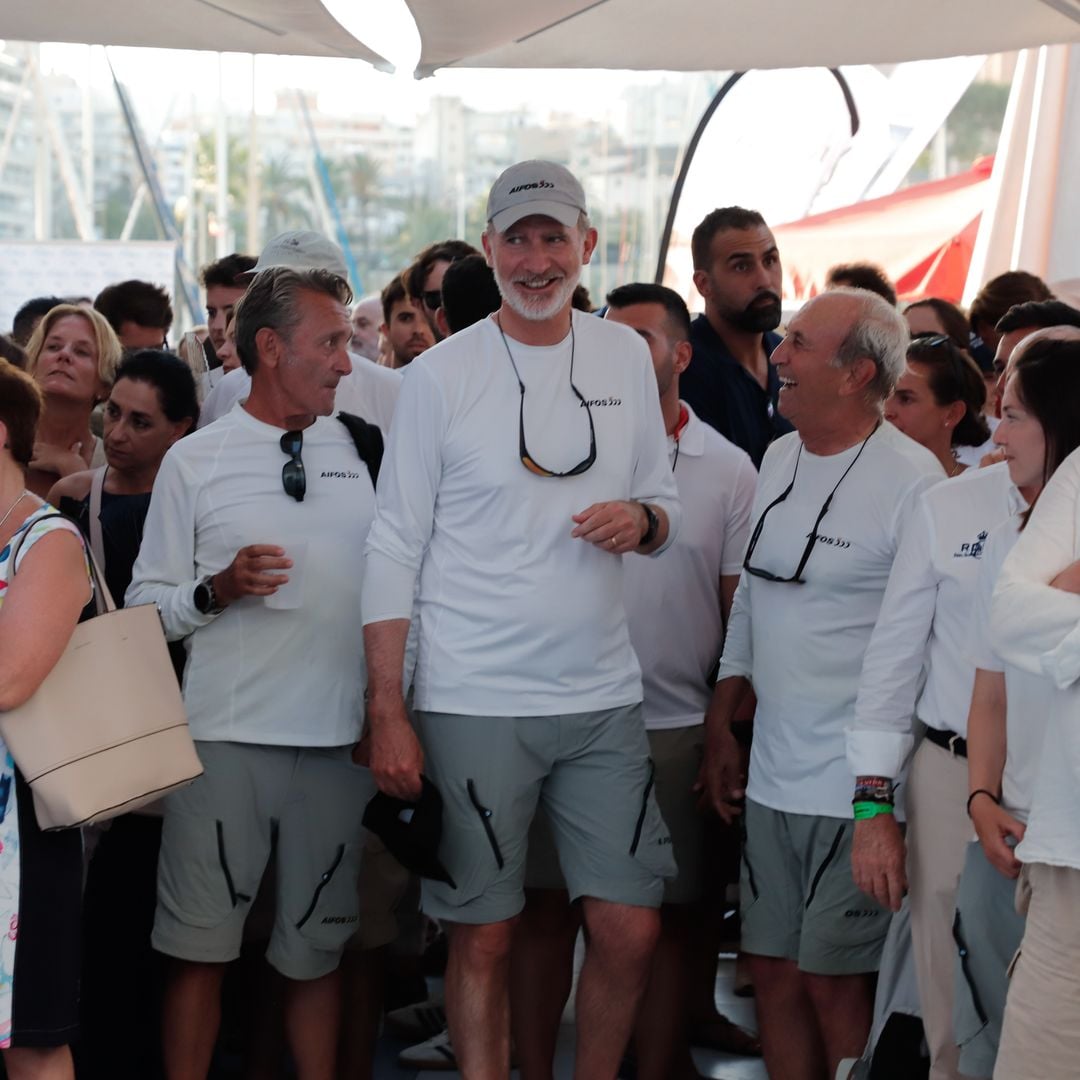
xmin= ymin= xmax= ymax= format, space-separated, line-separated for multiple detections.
xmin=953 ymin=530 xmax=988 ymax=559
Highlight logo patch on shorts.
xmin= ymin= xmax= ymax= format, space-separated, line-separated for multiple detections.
xmin=844 ymin=909 xmax=880 ymax=918
xmin=320 ymin=915 xmax=359 ymax=925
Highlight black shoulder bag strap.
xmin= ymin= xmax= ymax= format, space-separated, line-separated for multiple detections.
xmin=336 ymin=411 xmax=384 ymax=488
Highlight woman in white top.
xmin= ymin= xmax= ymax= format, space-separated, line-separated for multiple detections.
xmin=884 ymin=334 xmax=990 ymax=478
xmin=984 ymin=333 xmax=1080 ymax=1079
xmin=0 ymin=358 xmax=93 ymax=1077
xmin=23 ymin=304 xmax=121 ymax=498
xmin=952 ymin=334 xmax=1080 ymax=1078
xmin=848 ymin=339 xmax=1019 ymax=1080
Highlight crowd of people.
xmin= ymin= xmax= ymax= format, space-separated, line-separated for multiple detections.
xmin=0 ymin=157 xmax=1077 ymax=1080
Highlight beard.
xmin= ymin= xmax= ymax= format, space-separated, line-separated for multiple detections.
xmin=727 ymin=292 xmax=782 ymax=333
xmin=493 ymin=264 xmax=580 ymax=322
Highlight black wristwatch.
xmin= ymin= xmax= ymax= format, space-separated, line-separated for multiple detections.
xmin=638 ymin=504 xmax=660 ymax=547
xmin=193 ymin=575 xmax=225 ymax=615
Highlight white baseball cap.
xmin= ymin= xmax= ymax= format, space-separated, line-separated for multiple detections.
xmin=486 ymin=160 xmax=588 ymax=234
xmin=239 ymin=230 xmax=349 ymax=282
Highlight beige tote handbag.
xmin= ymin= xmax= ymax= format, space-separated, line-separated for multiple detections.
xmin=0 ymin=511 xmax=203 ymax=830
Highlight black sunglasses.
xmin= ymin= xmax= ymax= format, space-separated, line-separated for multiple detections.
xmin=280 ymin=429 xmax=306 ymax=502
xmin=497 ymin=319 xmax=596 ymax=479
xmin=743 ymin=424 xmax=878 ymax=584
xmin=422 ymin=289 xmax=442 ymax=311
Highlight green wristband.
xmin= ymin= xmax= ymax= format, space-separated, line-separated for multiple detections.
xmin=853 ymin=801 xmax=894 ymax=820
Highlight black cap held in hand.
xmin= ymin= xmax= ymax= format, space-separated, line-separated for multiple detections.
xmin=363 ymin=776 xmax=456 ymax=888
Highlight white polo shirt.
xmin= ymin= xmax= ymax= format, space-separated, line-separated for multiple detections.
xmin=624 ymin=404 xmax=756 ymax=731
xmin=199 ymin=353 xmax=402 ymax=434
xmin=362 ymin=310 xmax=681 ymax=718
xmin=718 ymin=422 xmax=943 ymax=818
xmin=992 ymin=447 xmax=1080 ymax=869
xmin=127 ymin=406 xmax=376 ymax=746
xmin=847 ymin=462 xmax=1018 ymax=780
xmin=968 ymin=514 xmax=1049 ymax=823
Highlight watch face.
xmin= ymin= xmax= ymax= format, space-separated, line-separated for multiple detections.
xmin=194 ymin=583 xmax=211 ymax=614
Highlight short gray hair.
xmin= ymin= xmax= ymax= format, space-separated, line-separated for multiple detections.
xmin=828 ymin=287 xmax=910 ymax=402
xmin=234 ymin=267 xmax=353 ymax=375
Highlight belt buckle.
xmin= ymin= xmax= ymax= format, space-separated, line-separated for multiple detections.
xmin=947 ymin=733 xmax=961 ymax=757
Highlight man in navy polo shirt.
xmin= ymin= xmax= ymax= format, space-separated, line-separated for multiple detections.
xmin=682 ymin=207 xmax=793 ymax=467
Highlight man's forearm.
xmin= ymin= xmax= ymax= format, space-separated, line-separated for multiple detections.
xmin=363 ymin=618 xmax=411 ymax=703
xmin=705 ymin=675 xmax=750 ymax=735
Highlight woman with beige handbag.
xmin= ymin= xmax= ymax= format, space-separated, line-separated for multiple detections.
xmin=46 ymin=348 xmax=199 ymax=1080
xmin=0 ymin=358 xmax=93 ymax=1079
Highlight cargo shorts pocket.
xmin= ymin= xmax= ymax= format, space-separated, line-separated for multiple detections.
xmin=158 ymin=814 xmax=255 ymax=929
xmin=295 ymin=842 xmax=363 ymax=951
xmin=628 ymin=761 xmax=676 ymax=879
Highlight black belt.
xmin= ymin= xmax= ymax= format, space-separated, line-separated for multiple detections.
xmin=925 ymin=726 xmax=967 ymax=758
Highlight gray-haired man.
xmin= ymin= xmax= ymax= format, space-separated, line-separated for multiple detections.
xmin=129 ymin=264 xmax=376 ymax=1080
xmin=702 ymin=289 xmax=944 ymax=1079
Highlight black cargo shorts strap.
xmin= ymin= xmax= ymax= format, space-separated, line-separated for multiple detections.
xmin=337 ymin=411 xmax=384 ymax=488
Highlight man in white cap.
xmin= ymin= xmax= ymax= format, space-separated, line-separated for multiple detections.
xmin=198 ymin=230 xmax=401 ymax=431
xmin=361 ymin=160 xmax=682 ymax=1079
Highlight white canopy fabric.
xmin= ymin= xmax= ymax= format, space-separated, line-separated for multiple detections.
xmin=408 ymin=0 xmax=1080 ymax=75
xmin=0 ymin=2 xmax=390 ymax=66
xmin=964 ymin=43 xmax=1080 ymax=301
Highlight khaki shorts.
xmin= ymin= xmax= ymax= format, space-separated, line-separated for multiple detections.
xmin=153 ymin=742 xmax=373 ymax=980
xmin=415 ymin=706 xmax=675 ymax=925
xmin=953 ymin=839 xmax=1025 ymax=1078
xmin=995 ymin=862 xmax=1080 ymax=1079
xmin=526 ymin=724 xmax=705 ymax=905
xmin=740 ymin=799 xmax=890 ymax=975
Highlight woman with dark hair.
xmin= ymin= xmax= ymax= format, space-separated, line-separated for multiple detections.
xmin=904 ymin=298 xmax=971 ymax=351
xmin=23 ymin=304 xmax=122 ymax=498
xmin=0 ymin=358 xmax=92 ymax=1078
xmin=46 ymin=349 xmax=198 ymax=605
xmin=954 ymin=331 xmax=1080 ymax=1078
xmin=884 ymin=335 xmax=990 ymax=477
xmin=46 ymin=350 xmax=197 ymax=1080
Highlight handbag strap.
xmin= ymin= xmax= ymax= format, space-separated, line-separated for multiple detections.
xmin=88 ymin=466 xmax=107 ymax=572
xmin=10 ymin=510 xmax=116 ymax=616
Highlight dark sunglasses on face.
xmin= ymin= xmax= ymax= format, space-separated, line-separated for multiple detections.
xmin=422 ymin=289 xmax=442 ymax=311
xmin=280 ymin=429 xmax=306 ymax=502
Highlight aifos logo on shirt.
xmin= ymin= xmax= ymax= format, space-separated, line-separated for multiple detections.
xmin=321 ymin=469 xmax=362 ymax=479
xmin=580 ymin=397 xmax=622 ymax=408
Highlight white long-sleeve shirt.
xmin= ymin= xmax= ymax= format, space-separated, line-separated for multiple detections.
xmin=362 ymin=310 xmax=681 ymax=717
xmin=847 ymin=462 xmax=1018 ymax=780
xmin=968 ymin=515 xmax=1049 ymax=824
xmin=127 ymin=406 xmax=376 ymax=746
xmin=718 ymin=422 xmax=943 ymax=818
xmin=991 ymin=446 xmax=1080 ymax=868
xmin=624 ymin=405 xmax=756 ymax=730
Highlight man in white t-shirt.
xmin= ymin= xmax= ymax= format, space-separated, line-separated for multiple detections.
xmin=128 ymin=266 xmax=377 ymax=1080
xmin=198 ymin=231 xmax=402 ymax=432
xmin=361 ymin=160 xmax=681 ymax=1079
xmin=701 ymin=289 xmax=943 ymax=1080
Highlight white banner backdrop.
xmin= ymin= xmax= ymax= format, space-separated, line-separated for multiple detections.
xmin=0 ymin=241 xmax=177 ymax=340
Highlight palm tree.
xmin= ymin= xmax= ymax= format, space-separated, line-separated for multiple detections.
xmin=260 ymin=154 xmax=314 ymax=237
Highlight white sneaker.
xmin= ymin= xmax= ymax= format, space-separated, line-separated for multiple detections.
xmin=385 ymin=998 xmax=448 ymax=1042
xmin=398 ymin=1028 xmax=458 ymax=1071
